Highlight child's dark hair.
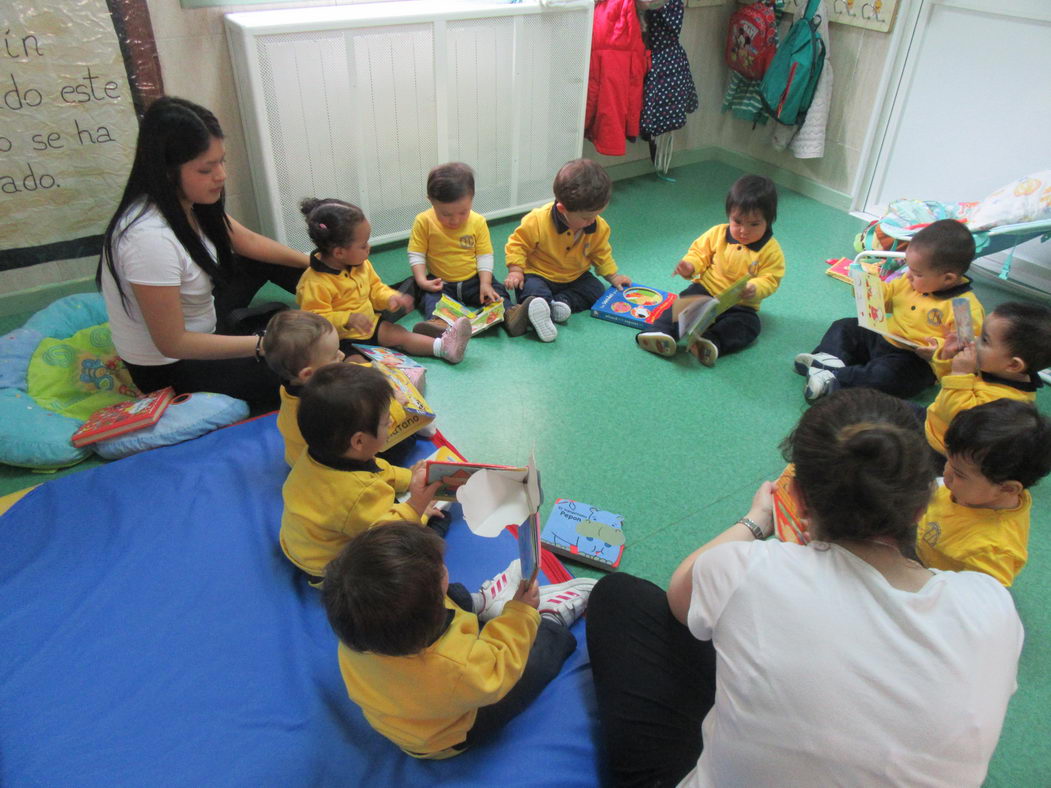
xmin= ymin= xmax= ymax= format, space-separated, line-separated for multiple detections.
xmin=323 ymin=523 xmax=448 ymax=656
xmin=300 ymin=198 xmax=366 ymax=256
xmin=725 ymin=174 xmax=777 ymax=225
xmin=297 ymin=363 xmax=391 ymax=461
xmin=553 ymin=159 xmax=612 ymax=212
xmin=945 ymin=400 xmax=1051 ymax=488
xmin=261 ymin=310 xmax=335 ymax=381
xmin=780 ymin=388 xmax=933 ymax=553
xmin=427 ymin=162 xmax=475 ymax=203
xmin=909 ymin=219 xmax=975 ymax=275
xmin=991 ymin=301 xmax=1051 ymax=372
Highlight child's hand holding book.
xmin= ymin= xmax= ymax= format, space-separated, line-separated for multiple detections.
xmin=512 ymin=578 xmax=539 ymax=609
xmin=408 ymin=462 xmax=441 ymax=517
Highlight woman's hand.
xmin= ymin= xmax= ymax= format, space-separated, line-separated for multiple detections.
xmin=745 ymin=481 xmax=776 ymax=539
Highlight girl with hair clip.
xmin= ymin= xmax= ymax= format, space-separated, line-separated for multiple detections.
xmin=296 ymin=198 xmax=471 ymax=364
xmin=97 ymin=96 xmax=309 ymax=410
xmin=586 ymin=388 xmax=1023 ymax=788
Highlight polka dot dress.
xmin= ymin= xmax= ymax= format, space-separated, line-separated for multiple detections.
xmin=640 ymin=0 xmax=699 ymax=140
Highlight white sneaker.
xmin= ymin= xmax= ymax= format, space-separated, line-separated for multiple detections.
xmin=550 ymin=300 xmax=572 ymax=323
xmin=804 ymin=368 xmax=839 ymax=403
xmin=538 ymin=577 xmax=596 ymax=627
xmin=688 ymin=336 xmax=719 ymax=367
xmin=794 ymin=351 xmax=844 ymax=376
xmin=477 ymin=559 xmax=522 ymax=622
xmin=528 ymin=298 xmax=557 ymax=342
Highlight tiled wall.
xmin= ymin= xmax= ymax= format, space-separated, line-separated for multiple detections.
xmin=2 ymin=0 xmax=890 ymax=296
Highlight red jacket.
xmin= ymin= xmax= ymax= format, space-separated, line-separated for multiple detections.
xmin=585 ymin=0 xmax=650 ymax=156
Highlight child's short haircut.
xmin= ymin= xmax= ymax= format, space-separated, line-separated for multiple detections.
xmin=945 ymin=399 xmax=1051 ymax=488
xmin=297 ymin=363 xmax=392 ymax=461
xmin=427 ymin=162 xmax=475 ymax=203
xmin=262 ymin=310 xmax=334 ymax=381
xmin=300 ymin=197 xmax=366 ymax=256
xmin=992 ymin=301 xmax=1051 ymax=372
xmin=323 ymin=523 xmax=448 ymax=656
xmin=725 ymin=174 xmax=778 ymax=225
xmin=553 ymin=159 xmax=612 ymax=212
xmin=908 ymin=219 xmax=975 ymax=276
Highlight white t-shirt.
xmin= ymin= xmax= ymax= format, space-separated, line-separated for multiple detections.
xmin=100 ymin=202 xmax=218 ymax=366
xmin=681 ymin=540 xmax=1022 ymax=788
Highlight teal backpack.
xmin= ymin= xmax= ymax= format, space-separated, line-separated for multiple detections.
xmin=759 ymin=0 xmax=825 ymax=125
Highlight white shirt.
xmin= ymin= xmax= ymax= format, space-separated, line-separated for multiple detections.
xmin=100 ymin=202 xmax=218 ymax=366
xmin=681 ymin=540 xmax=1022 ymax=788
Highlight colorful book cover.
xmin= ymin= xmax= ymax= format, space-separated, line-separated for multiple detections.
xmin=351 ymin=344 xmax=425 ymax=369
xmin=590 ymin=284 xmax=677 ymax=330
xmin=828 ymin=255 xmax=906 ymax=285
xmin=368 ymin=363 xmax=435 ymax=448
xmin=540 ymin=499 xmax=625 ymax=571
xmin=71 ymin=387 xmax=177 ymax=448
xmin=825 ymin=257 xmax=853 ymax=284
xmin=772 ymin=464 xmax=810 ymax=545
xmin=432 ymin=294 xmax=504 ymax=335
xmin=849 ymin=264 xmax=920 ymax=348
xmin=674 ymin=275 xmax=750 ymax=344
xmin=424 ymin=460 xmax=528 ymax=502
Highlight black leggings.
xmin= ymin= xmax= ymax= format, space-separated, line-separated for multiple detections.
xmin=123 ymin=257 xmax=302 ymax=411
xmin=586 ymin=573 xmax=717 ymax=788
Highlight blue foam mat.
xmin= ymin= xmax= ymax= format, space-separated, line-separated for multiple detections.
xmin=0 ymin=415 xmax=604 ymax=786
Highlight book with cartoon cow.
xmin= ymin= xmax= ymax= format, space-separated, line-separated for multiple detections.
xmin=540 ymin=499 xmax=625 ymax=571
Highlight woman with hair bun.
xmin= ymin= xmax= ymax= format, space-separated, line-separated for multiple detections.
xmin=97 ymin=96 xmax=309 ymax=409
xmin=587 ymin=388 xmax=1022 ymax=787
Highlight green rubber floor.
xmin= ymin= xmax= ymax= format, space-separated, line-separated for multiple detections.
xmin=2 ymin=160 xmax=1047 ymax=784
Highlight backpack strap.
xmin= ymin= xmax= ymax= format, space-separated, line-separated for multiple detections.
xmin=803 ymin=0 xmax=822 ymax=21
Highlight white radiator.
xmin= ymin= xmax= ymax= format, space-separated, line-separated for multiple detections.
xmin=225 ymin=1 xmax=594 ymax=250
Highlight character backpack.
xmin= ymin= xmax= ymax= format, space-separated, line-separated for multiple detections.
xmin=725 ymin=0 xmax=777 ymax=81
xmin=759 ymin=0 xmax=826 ymax=125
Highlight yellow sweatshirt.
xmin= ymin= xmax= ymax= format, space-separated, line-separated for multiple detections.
xmin=924 ymin=371 xmax=1040 ymax=456
xmin=337 ymin=598 xmax=540 ymax=758
xmin=408 ymin=209 xmax=493 ymax=282
xmin=504 ymin=202 xmax=617 ymax=283
xmin=296 ymin=253 xmax=399 ymax=340
xmin=681 ymin=224 xmax=785 ymax=310
xmin=916 ymin=484 xmax=1031 ymax=587
xmin=280 ymin=451 xmax=418 ymax=577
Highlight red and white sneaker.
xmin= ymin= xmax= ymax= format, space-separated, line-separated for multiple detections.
xmin=477 ymin=559 xmax=522 ymax=622
xmin=538 ymin=577 xmax=596 ymax=627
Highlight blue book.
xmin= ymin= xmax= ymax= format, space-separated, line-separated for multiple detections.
xmin=540 ymin=499 xmax=625 ymax=571
xmin=590 ymin=284 xmax=677 ymax=330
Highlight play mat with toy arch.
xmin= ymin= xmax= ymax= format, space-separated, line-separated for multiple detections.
xmin=0 ymin=293 xmax=248 ymax=470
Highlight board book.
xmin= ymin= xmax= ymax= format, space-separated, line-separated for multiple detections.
xmin=352 ymin=344 xmax=426 ymax=390
xmin=71 ymin=387 xmax=177 ymax=448
xmin=368 ymin=363 xmax=435 ymax=448
xmin=432 ymin=294 xmax=504 ymax=335
xmin=590 ymin=284 xmax=676 ymax=330
xmin=951 ymin=297 xmax=975 ymax=344
xmin=772 ymin=464 xmax=809 ymax=545
xmin=672 ymin=275 xmax=750 ymax=345
xmin=425 ymin=460 xmax=528 ymax=502
xmin=849 ymin=263 xmax=920 ymax=348
xmin=540 ymin=499 xmax=625 ymax=571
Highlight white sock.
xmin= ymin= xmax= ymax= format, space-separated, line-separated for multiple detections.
xmin=471 ymin=592 xmax=484 ymax=612
xmin=433 ymin=337 xmax=443 ymax=358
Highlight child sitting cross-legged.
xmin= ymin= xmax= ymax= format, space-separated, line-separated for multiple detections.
xmin=917 ymin=399 xmax=1051 ymax=587
xmin=636 ymin=174 xmax=785 ymax=366
xmin=280 ymin=362 xmax=447 ymax=584
xmin=296 ymin=198 xmax=472 ymax=363
xmin=407 ymin=162 xmax=512 ymax=337
xmin=923 ymin=301 xmax=1051 ymax=461
xmin=503 ymin=159 xmax=632 ymax=342
xmin=262 ymin=309 xmax=417 ymax=468
xmin=322 ymin=523 xmax=596 ymax=759
xmin=796 ymin=219 xmax=984 ymax=402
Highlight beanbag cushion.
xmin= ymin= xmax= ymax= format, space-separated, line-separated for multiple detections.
xmin=969 ymin=170 xmax=1051 ymax=232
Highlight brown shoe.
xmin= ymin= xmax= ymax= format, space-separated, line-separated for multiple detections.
xmin=413 ymin=318 xmax=447 ymax=338
xmin=504 ymin=296 xmax=535 ymax=337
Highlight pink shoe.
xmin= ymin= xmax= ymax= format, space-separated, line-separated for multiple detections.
xmin=439 ymin=317 xmax=471 ymax=364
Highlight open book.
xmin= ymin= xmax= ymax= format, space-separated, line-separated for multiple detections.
xmin=432 ymin=294 xmax=504 ymax=335
xmin=849 ymin=262 xmax=920 ymax=348
xmin=672 ymin=274 xmax=750 ymax=344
